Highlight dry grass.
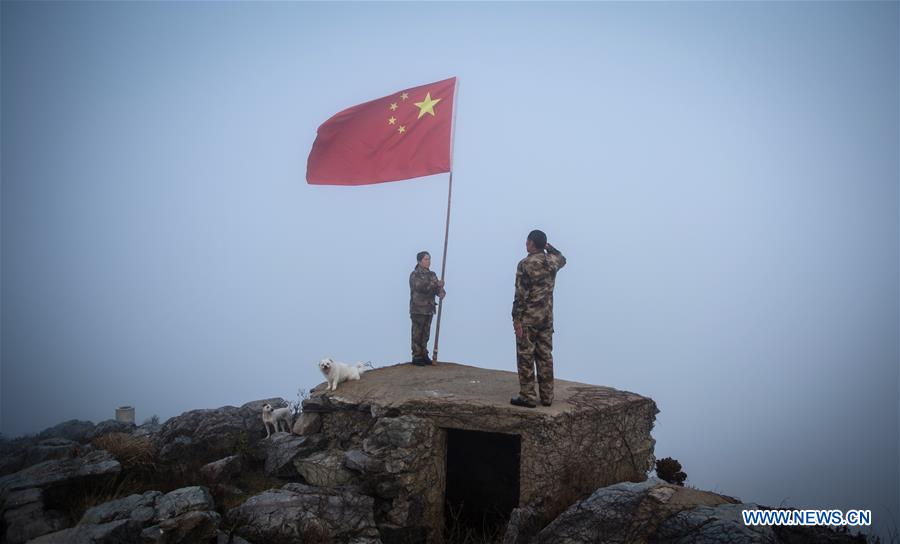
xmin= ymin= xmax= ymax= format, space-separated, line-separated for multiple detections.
xmin=92 ymin=432 xmax=157 ymax=472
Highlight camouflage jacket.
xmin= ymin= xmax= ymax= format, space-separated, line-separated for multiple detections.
xmin=512 ymin=245 xmax=566 ymax=327
xmin=410 ymin=265 xmax=443 ymax=315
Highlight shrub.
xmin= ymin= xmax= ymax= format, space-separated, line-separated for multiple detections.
xmin=655 ymin=457 xmax=687 ymax=486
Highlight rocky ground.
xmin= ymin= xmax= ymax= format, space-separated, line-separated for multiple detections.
xmin=0 ymin=381 xmax=875 ymax=544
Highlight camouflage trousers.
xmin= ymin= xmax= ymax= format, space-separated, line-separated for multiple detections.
xmin=411 ymin=314 xmax=433 ymax=359
xmin=516 ymin=325 xmax=554 ymax=404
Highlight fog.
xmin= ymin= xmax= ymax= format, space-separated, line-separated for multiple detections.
xmin=2 ymin=1 xmax=897 ymax=537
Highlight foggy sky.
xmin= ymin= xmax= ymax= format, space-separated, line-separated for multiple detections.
xmin=2 ymin=1 xmax=898 ymax=537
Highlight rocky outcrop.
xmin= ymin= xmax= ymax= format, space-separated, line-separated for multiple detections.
xmin=0 ymin=450 xmax=121 ymax=497
xmin=1 ymin=488 xmax=69 ymax=544
xmin=32 ymin=486 xmax=220 ymax=544
xmin=37 ymin=420 xmax=96 ymax=443
xmin=155 ymin=398 xmax=286 ymax=465
xmin=90 ymin=420 xmax=137 ymax=440
xmin=228 ymin=483 xmax=381 ymax=544
xmin=530 ymin=478 xmax=864 ymax=544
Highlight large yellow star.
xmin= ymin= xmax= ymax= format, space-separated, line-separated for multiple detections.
xmin=414 ymin=93 xmax=442 ymax=119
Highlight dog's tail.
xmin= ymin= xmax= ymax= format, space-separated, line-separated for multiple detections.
xmin=357 ymin=361 xmax=375 ymax=374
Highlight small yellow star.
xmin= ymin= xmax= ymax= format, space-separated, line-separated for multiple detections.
xmin=401 ymin=92 xmax=409 ymax=100
xmin=388 ymin=117 xmax=396 ymax=125
xmin=398 ymin=125 xmax=406 ymax=134
xmin=389 ymin=103 xmax=398 ymax=111
xmin=414 ymin=92 xmax=442 ymax=119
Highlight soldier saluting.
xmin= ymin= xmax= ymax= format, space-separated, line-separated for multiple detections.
xmin=510 ymin=230 xmax=566 ymax=408
xmin=409 ymin=251 xmax=445 ymax=366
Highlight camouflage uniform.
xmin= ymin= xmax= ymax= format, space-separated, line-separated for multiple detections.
xmin=410 ymin=265 xmax=444 ymax=359
xmin=512 ymin=244 xmax=566 ymax=404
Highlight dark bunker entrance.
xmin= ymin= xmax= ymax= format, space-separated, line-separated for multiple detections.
xmin=444 ymin=428 xmax=521 ymax=540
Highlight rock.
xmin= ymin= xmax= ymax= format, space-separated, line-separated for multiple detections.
xmin=133 ymin=422 xmax=163 ymax=440
xmin=216 ymin=530 xmax=253 ymax=544
xmin=0 ymin=446 xmax=27 ymax=477
xmin=2 ymin=495 xmax=68 ymax=544
xmin=28 ymin=519 xmax=142 ymax=543
xmin=0 ymin=450 xmax=121 ymax=498
xmin=532 ymin=479 xmax=676 ymax=544
xmin=652 ymin=503 xmax=777 ymax=543
xmin=502 ymin=505 xmax=541 ymax=544
xmin=23 ymin=439 xmax=90 ymax=468
xmin=33 ymin=486 xmax=220 ymax=544
xmin=532 ymin=478 xmax=784 ymax=544
xmin=155 ymin=486 xmax=216 ymax=521
xmin=292 ymin=412 xmax=322 ymax=435
xmin=228 ymin=483 xmax=380 ymax=544
xmin=261 ymin=433 xmax=326 ymax=478
xmin=141 ymin=510 xmax=221 ymax=543
xmin=293 ymin=449 xmax=353 ymax=488
xmin=90 ymin=420 xmax=137 ymax=440
xmin=201 ymin=455 xmax=242 ymax=482
xmin=363 ymin=416 xmax=428 ymax=451
xmin=344 ymin=449 xmax=385 ymax=474
xmin=155 ymin=398 xmax=285 ymax=465
xmin=80 ymin=491 xmax=162 ymax=525
xmin=38 ymin=420 xmax=96 ymax=443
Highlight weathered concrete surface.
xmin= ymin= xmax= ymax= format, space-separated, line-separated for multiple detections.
xmin=303 ymin=362 xmax=659 ymax=543
xmin=304 ymin=361 xmax=651 ymax=421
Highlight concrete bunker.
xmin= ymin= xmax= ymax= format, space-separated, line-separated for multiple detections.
xmin=298 ymin=362 xmax=659 ymax=543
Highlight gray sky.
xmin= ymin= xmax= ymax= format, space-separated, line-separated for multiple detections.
xmin=2 ymin=1 xmax=898 ymax=536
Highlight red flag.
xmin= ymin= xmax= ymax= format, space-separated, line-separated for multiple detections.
xmin=307 ymin=77 xmax=456 ymax=185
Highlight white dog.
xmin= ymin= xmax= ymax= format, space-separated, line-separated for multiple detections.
xmin=318 ymin=357 xmax=370 ymax=392
xmin=261 ymin=403 xmax=293 ymax=438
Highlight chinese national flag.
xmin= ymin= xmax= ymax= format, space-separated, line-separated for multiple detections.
xmin=306 ymin=77 xmax=456 ymax=185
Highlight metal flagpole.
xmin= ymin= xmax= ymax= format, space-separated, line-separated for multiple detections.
xmin=431 ymin=78 xmax=459 ymax=365
xmin=431 ymin=171 xmax=453 ymax=364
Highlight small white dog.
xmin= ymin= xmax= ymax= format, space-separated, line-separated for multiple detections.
xmin=261 ymin=403 xmax=293 ymax=438
xmin=318 ymin=357 xmax=370 ymax=392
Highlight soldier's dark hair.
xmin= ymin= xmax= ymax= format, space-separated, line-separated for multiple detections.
xmin=527 ymin=230 xmax=547 ymax=250
xmin=416 ymin=251 xmax=430 ymax=263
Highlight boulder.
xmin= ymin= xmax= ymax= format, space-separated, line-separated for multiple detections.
xmin=261 ymin=433 xmax=326 ymax=478
xmin=23 ymin=439 xmax=88 ymax=468
xmin=90 ymin=420 xmax=137 ymax=440
xmin=141 ymin=510 xmax=221 ymax=543
xmin=2 ymin=489 xmax=68 ymax=544
xmin=32 ymin=486 xmax=220 ymax=544
xmin=228 ymin=483 xmax=380 ymax=544
xmin=201 ymin=455 xmax=243 ymax=483
xmin=292 ymin=412 xmax=322 ymax=436
xmin=502 ymin=505 xmax=541 ymax=544
xmin=38 ymin=420 xmax=96 ymax=443
xmin=293 ymin=449 xmax=353 ymax=488
xmin=155 ymin=398 xmax=285 ymax=465
xmin=652 ymin=502 xmax=777 ymax=543
xmin=80 ymin=490 xmax=163 ymax=525
xmin=133 ymin=422 xmax=163 ymax=440
xmin=0 ymin=450 xmax=121 ymax=499
xmin=154 ymin=486 xmax=216 ymax=521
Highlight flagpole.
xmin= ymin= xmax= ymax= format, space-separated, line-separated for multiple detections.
xmin=431 ymin=171 xmax=453 ymax=364
xmin=431 ymin=78 xmax=459 ymax=365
